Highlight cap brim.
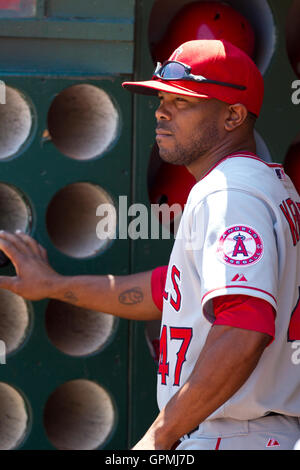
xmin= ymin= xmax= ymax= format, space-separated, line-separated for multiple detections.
xmin=122 ymin=79 xmax=211 ymax=99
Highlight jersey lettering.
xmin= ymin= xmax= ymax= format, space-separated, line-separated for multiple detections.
xmin=280 ymin=198 xmax=300 ymax=246
xmin=170 ymin=265 xmax=182 ymax=311
xmin=158 ymin=325 xmax=193 ymax=386
xmin=164 ymin=265 xmax=182 ymax=311
xmin=170 ymin=327 xmax=193 ymax=386
xmin=158 ymin=325 xmax=169 ymax=385
xmin=162 ymin=287 xmax=169 ymax=301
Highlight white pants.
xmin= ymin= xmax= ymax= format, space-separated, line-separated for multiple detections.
xmin=176 ymin=415 xmax=300 ymax=450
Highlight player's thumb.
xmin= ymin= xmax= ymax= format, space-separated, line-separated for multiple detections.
xmin=0 ymin=276 xmax=17 ymax=292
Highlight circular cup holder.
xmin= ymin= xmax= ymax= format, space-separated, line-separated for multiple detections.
xmin=46 ymin=182 xmax=116 ymax=259
xmin=0 ymin=183 xmax=33 ymax=233
xmin=0 ymin=289 xmax=32 ymax=355
xmin=0 ymin=86 xmax=34 ymax=160
xmin=0 ymin=383 xmax=29 ymax=449
xmin=47 ymin=84 xmax=119 ymax=160
xmin=43 ymin=380 xmax=116 ymax=450
xmin=45 ymin=300 xmax=116 ymax=357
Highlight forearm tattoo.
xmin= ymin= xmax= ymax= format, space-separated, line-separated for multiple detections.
xmin=64 ymin=291 xmax=78 ymax=303
xmin=119 ymin=287 xmax=144 ymax=305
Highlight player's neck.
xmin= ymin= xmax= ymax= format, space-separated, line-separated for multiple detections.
xmin=187 ymin=137 xmax=256 ymax=182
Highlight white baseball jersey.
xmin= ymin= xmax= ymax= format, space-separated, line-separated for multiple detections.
xmin=157 ymin=151 xmax=300 ymax=426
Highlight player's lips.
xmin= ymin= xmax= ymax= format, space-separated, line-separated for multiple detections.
xmin=155 ymin=128 xmax=173 ymax=139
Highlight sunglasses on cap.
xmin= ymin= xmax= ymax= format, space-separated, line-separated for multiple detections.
xmin=153 ymin=61 xmax=247 ymax=91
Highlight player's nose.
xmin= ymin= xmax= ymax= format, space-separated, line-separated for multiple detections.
xmin=155 ymin=101 xmax=172 ymax=121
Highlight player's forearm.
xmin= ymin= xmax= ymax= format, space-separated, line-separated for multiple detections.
xmin=139 ymin=325 xmax=270 ymax=449
xmin=0 ymin=232 xmax=162 ymax=320
xmin=48 ymin=271 xmax=162 ymax=321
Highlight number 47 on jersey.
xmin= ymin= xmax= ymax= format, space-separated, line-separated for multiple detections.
xmin=158 ymin=326 xmax=192 ymax=386
xmin=158 ymin=287 xmax=300 ymax=387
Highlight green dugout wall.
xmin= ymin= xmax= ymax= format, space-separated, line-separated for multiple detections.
xmin=0 ymin=0 xmax=299 ymax=450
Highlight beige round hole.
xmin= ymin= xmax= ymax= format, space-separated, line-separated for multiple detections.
xmin=47 ymin=84 xmax=119 ymax=160
xmin=46 ymin=182 xmax=116 ymax=258
xmin=0 ymin=87 xmax=32 ymax=160
xmin=45 ymin=300 xmax=116 ymax=357
xmin=0 ymin=183 xmax=32 ymax=232
xmin=43 ymin=379 xmax=115 ymax=450
xmin=0 ymin=382 xmax=29 ymax=449
xmin=0 ymin=289 xmax=31 ymax=355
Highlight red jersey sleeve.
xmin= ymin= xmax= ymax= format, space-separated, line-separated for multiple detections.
xmin=212 ymin=294 xmax=276 ymax=345
xmin=151 ymin=265 xmax=168 ymax=312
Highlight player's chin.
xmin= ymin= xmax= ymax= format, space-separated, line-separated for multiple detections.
xmin=157 ymin=146 xmax=185 ymax=165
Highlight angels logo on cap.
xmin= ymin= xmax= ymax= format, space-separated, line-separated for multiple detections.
xmin=122 ymin=39 xmax=265 ymax=117
xmin=217 ymin=225 xmax=264 ymax=267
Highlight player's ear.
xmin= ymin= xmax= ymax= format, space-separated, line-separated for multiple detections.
xmin=224 ymin=103 xmax=248 ymax=131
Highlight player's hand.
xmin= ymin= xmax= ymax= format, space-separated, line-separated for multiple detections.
xmin=0 ymin=230 xmax=62 ymax=300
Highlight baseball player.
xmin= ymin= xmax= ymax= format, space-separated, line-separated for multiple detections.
xmin=0 ymin=39 xmax=299 ymax=450
xmin=121 ymin=39 xmax=300 ymax=450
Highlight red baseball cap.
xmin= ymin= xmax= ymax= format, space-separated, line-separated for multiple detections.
xmin=122 ymin=39 xmax=264 ymax=116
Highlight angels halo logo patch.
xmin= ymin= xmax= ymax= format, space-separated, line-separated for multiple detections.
xmin=217 ymin=225 xmax=264 ymax=267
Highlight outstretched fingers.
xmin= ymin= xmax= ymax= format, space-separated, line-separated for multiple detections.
xmin=0 ymin=231 xmax=36 ymax=276
xmin=14 ymin=231 xmax=45 ymax=258
xmin=0 ymin=274 xmax=17 ymax=291
xmin=38 ymin=243 xmax=49 ymax=263
xmin=0 ymin=231 xmax=53 ymax=299
xmin=0 ymin=230 xmax=31 ymax=256
xmin=0 ymin=232 xmax=27 ymax=259
xmin=0 ymin=234 xmax=21 ymax=290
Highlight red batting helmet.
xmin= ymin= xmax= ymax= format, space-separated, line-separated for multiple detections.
xmin=151 ymin=1 xmax=256 ymax=64
xmin=289 ymin=50 xmax=300 ymax=79
xmin=149 ymin=161 xmax=196 ymax=222
xmin=284 ymin=142 xmax=300 ymax=195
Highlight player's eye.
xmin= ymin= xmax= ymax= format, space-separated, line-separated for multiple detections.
xmin=175 ymin=97 xmax=187 ymax=103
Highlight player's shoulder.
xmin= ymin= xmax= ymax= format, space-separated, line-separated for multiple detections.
xmin=188 ymin=152 xmax=286 ymax=206
xmin=220 ymin=152 xmax=279 ymax=178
